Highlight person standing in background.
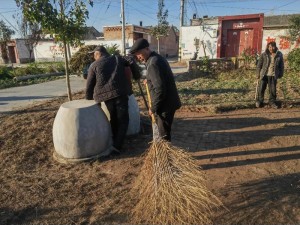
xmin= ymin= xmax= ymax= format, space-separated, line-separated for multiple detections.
xmin=256 ymin=41 xmax=284 ymax=109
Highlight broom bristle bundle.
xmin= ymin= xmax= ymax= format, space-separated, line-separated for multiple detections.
xmin=132 ymin=140 xmax=223 ymax=225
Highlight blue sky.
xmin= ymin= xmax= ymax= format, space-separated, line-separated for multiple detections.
xmin=1 ymin=0 xmax=300 ymax=37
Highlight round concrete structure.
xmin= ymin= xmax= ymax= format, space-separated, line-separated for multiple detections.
xmin=53 ymin=100 xmax=112 ymax=163
xmin=101 ymin=94 xmax=140 ymax=136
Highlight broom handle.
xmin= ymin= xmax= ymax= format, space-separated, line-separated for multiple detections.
xmin=137 ymin=80 xmax=149 ymax=110
xmin=255 ymin=79 xmax=259 ymax=101
xmin=145 ymin=82 xmax=156 ymax=123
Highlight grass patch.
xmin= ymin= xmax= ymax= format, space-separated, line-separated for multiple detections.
xmin=0 ymin=76 xmax=64 ymax=89
xmin=132 ymin=68 xmax=300 ymax=113
xmin=0 ymin=62 xmax=65 ymax=89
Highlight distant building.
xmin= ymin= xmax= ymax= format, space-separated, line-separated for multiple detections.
xmin=84 ymin=26 xmax=103 ymax=40
xmin=262 ymin=14 xmax=300 ymax=55
xmin=154 ymin=26 xmax=179 ymax=57
xmin=33 ymin=25 xmax=178 ymax=62
xmin=103 ymin=24 xmax=179 ymax=57
xmin=181 ymin=16 xmax=219 ymax=60
xmin=0 ymin=39 xmax=34 ymax=64
xmin=34 ymin=26 xmax=104 ymax=62
xmin=217 ymin=13 xmax=264 ymax=58
xmin=180 ymin=13 xmax=299 ymax=60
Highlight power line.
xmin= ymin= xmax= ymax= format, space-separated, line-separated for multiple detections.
xmin=0 ymin=11 xmax=20 ymax=35
xmin=264 ymin=0 xmax=300 ymax=13
xmin=198 ymin=4 xmax=299 ymax=12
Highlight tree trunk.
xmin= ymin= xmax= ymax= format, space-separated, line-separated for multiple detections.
xmin=63 ymin=39 xmax=72 ymax=101
xmin=201 ymin=40 xmax=207 ymax=57
xmin=67 ymin=43 xmax=72 ymax=61
xmin=1 ymin=42 xmax=9 ymax=64
xmin=60 ymin=0 xmax=72 ymax=101
xmin=29 ymin=49 xmax=34 ymax=62
xmin=157 ymin=37 xmax=160 ymax=54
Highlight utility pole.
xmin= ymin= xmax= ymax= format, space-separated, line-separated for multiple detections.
xmin=121 ymin=0 xmax=126 ymax=55
xmin=179 ymin=0 xmax=184 ymax=61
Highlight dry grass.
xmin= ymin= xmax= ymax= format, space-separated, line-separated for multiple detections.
xmin=132 ymin=140 xmax=223 ymax=225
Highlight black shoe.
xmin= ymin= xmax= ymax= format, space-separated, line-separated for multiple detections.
xmin=109 ymin=146 xmax=121 ymax=156
xmin=256 ymin=101 xmax=263 ymax=108
xmin=270 ymin=102 xmax=278 ymax=109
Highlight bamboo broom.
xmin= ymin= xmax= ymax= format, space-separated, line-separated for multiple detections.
xmin=131 ymin=82 xmax=223 ymax=225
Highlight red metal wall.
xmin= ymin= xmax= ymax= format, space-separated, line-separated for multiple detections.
xmin=217 ymin=14 xmax=264 ymax=58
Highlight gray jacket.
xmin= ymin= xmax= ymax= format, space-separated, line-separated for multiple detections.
xmin=256 ymin=50 xmax=284 ymax=80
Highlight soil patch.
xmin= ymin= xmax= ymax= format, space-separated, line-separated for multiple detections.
xmin=1 ymin=92 xmax=299 ymax=224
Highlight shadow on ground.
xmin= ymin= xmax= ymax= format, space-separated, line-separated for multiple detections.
xmin=215 ymin=173 xmax=300 ymax=225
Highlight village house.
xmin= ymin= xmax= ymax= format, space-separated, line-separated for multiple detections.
xmin=181 ymin=16 xmax=219 ymax=60
xmin=32 ymin=24 xmax=178 ymax=62
xmin=0 ymin=39 xmax=34 ymax=64
xmin=180 ymin=13 xmax=300 ymax=61
xmin=33 ymin=27 xmax=104 ymax=62
xmin=2 ymin=13 xmax=299 ymax=64
xmin=103 ymin=23 xmax=179 ymax=57
xmin=262 ymin=14 xmax=300 ymax=55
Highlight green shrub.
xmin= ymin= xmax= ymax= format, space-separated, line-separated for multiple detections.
xmin=13 ymin=63 xmax=44 ymax=77
xmin=287 ymin=48 xmax=300 ymax=71
xmin=241 ymin=47 xmax=258 ymax=69
xmin=0 ymin=66 xmax=13 ymax=80
xmin=43 ymin=62 xmax=65 ymax=73
xmin=69 ymin=44 xmax=120 ymax=75
xmin=69 ymin=45 xmax=96 ymax=74
xmin=106 ymin=44 xmax=120 ymax=55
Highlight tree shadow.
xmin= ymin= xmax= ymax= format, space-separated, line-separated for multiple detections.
xmin=199 ymin=146 xmax=300 ymax=170
xmin=178 ymin=88 xmax=248 ymax=96
xmin=172 ymin=116 xmax=300 ymax=152
xmin=215 ymin=173 xmax=300 ymax=225
xmin=0 ymin=206 xmax=70 ymax=224
xmin=197 ymin=145 xmax=300 ymax=160
xmin=0 ymin=95 xmax=53 ymax=102
xmin=0 ymin=106 xmax=60 ymax=115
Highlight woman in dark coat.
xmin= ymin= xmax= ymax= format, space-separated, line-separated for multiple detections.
xmin=256 ymin=41 xmax=284 ymax=109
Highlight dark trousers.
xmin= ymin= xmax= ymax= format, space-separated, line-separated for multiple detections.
xmin=258 ymin=75 xmax=277 ymax=104
xmin=105 ymin=95 xmax=129 ymax=150
xmin=154 ymin=110 xmax=176 ymax=142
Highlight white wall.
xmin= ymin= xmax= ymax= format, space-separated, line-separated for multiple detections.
xmin=15 ymin=39 xmax=34 ymax=63
xmin=34 ymin=41 xmax=65 ymax=62
xmin=181 ymin=19 xmax=218 ymax=60
xmin=34 ymin=39 xmax=127 ymax=62
xmin=262 ymin=28 xmax=300 ymax=55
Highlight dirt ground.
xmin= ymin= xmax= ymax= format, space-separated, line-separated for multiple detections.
xmin=0 ymin=92 xmax=300 ymax=225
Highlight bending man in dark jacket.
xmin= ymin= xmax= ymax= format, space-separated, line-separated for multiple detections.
xmin=130 ymin=39 xmax=181 ymax=141
xmin=86 ymin=46 xmax=141 ymax=153
xmin=256 ymin=41 xmax=284 ymax=109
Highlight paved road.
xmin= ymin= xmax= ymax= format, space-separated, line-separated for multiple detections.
xmin=0 ymin=76 xmax=86 ymax=113
xmin=0 ymin=66 xmax=188 ymax=113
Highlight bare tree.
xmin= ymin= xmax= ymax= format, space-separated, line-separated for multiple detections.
xmin=151 ymin=0 xmax=169 ymax=54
